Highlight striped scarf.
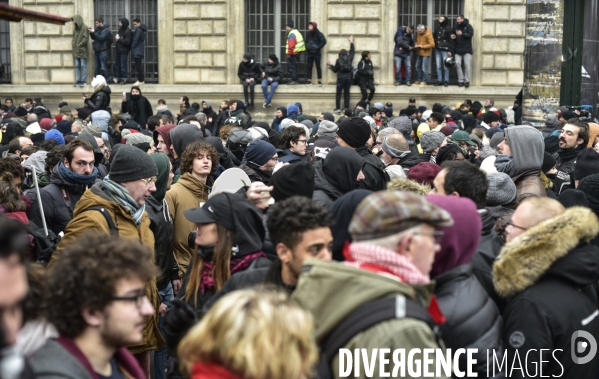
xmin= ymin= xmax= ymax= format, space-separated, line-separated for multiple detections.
xmin=101 ymin=176 xmax=145 ymax=226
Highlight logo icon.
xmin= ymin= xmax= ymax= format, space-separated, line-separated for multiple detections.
xmin=571 ymin=330 xmax=597 ymax=364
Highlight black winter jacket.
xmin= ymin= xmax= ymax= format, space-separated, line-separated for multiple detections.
xmin=355 ymin=146 xmax=388 ymax=191
xmin=434 ymin=18 xmax=454 ymax=51
xmin=261 ymin=61 xmax=283 ymax=83
xmin=237 ymin=59 xmax=262 ymax=82
xmin=454 ymin=18 xmax=474 ymax=55
xmin=90 ymin=24 xmax=111 ymax=52
xmin=121 ymin=95 xmax=153 ymax=128
xmin=239 ymin=162 xmax=272 ymax=184
xmin=85 ymin=85 xmax=111 ymax=112
xmin=495 ymin=207 xmax=599 ymax=378
xmin=356 ymin=58 xmax=374 ymax=84
xmin=146 ymin=196 xmax=179 ymax=291
xmin=553 ymin=147 xmax=582 ymax=195
xmin=435 ymin=264 xmax=503 ymax=378
xmin=131 ymin=24 xmax=147 ymax=59
xmin=312 ymin=148 xmax=363 ymax=208
xmin=28 ymin=165 xmax=99 ymax=235
xmin=394 ymin=30 xmax=414 ymax=58
xmin=115 ymin=18 xmax=132 ymax=54
xmin=305 ymin=28 xmax=327 ymax=53
xmin=331 ymin=43 xmax=355 ymax=80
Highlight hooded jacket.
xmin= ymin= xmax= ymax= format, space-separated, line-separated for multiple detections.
xmin=504 ymin=125 xmax=546 ymax=201
xmin=131 ymin=23 xmax=147 ymax=58
xmin=292 ymin=259 xmax=449 ymax=379
xmin=170 ymin=123 xmax=204 ymax=158
xmin=237 ymin=59 xmax=262 ymax=81
xmin=312 ymin=147 xmax=364 ymax=207
xmin=115 ymin=18 xmax=132 ymax=54
xmin=165 ymin=173 xmax=210 ymax=277
xmin=415 ymin=26 xmax=435 ymax=57
xmin=394 ymin=28 xmax=414 ymax=58
xmin=426 ymin=196 xmax=502 ymax=377
xmin=454 ymin=18 xmax=474 ymax=55
xmin=71 ymin=15 xmax=89 ymax=58
xmin=78 ymin=132 xmax=108 ymax=179
xmin=28 ymin=164 xmax=100 ymax=236
xmin=494 ymin=207 xmax=599 ymax=378
xmin=305 ymin=25 xmax=327 ymax=53
xmin=434 ymin=17 xmax=453 ymax=51
xmin=147 ymin=153 xmax=179 ymax=291
xmin=328 ymin=190 xmax=372 ymax=261
xmin=261 ymin=59 xmax=283 ymax=83
xmin=49 ymin=182 xmax=164 ymax=354
xmin=153 ymin=124 xmax=176 ymax=157
xmin=85 ymin=84 xmax=111 ymax=112
xmin=272 ymin=107 xmax=287 ymax=133
xmin=201 ymin=100 xmax=218 ymax=134
xmin=355 ymin=57 xmax=374 ymax=84
xmin=121 ymin=87 xmax=153 ymax=128
xmin=355 ymin=145 xmax=388 ymax=191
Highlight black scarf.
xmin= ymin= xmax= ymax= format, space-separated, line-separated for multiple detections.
xmin=557 ymin=145 xmax=584 ymax=162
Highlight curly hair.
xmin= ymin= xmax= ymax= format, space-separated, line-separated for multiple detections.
xmin=45 ymin=146 xmax=65 ymax=172
xmin=0 ymin=176 xmax=27 ymax=212
xmin=219 ymin=124 xmax=238 ymax=141
xmin=44 ymin=234 xmax=156 ymax=338
xmin=278 ymin=126 xmax=306 ymax=149
xmin=0 ymin=157 xmax=24 ymax=180
xmin=267 ymin=196 xmax=334 ymax=250
xmin=40 ymin=139 xmax=58 ymax=152
xmin=180 ymin=141 xmax=219 ymax=175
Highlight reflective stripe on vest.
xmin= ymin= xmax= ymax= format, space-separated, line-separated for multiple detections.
xmin=287 ymin=29 xmax=306 ymax=53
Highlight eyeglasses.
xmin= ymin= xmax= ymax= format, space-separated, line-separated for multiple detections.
xmin=140 ymin=177 xmax=157 ymax=187
xmin=413 ymin=231 xmax=444 ymax=244
xmin=296 ymin=139 xmax=308 ymax=144
xmin=111 ymin=293 xmax=148 ymax=309
xmin=506 ymin=221 xmax=528 ymax=231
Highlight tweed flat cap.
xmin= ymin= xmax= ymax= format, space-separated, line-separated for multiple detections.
xmin=349 ymin=191 xmax=453 ymax=241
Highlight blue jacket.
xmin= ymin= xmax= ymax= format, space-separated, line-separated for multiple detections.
xmin=90 ymin=25 xmax=111 ymax=52
xmin=131 ymin=24 xmax=147 ymax=58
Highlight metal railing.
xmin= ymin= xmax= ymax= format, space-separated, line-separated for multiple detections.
xmin=93 ymin=0 xmax=158 ymax=83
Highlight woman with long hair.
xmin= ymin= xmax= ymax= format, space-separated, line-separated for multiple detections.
xmin=178 ymin=289 xmax=318 ymax=379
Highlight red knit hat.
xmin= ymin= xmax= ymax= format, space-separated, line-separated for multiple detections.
xmin=407 ymin=162 xmax=442 ymax=186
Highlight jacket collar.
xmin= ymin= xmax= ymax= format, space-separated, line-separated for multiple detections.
xmin=493 ymin=206 xmax=599 ymax=298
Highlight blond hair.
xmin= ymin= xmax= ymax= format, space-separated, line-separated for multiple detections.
xmin=387 ymin=178 xmax=431 ymax=195
xmin=518 ymin=197 xmax=564 ymax=227
xmin=178 ymin=288 xmax=318 ymax=379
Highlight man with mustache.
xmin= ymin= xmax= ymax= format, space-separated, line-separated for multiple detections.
xmin=553 ymin=118 xmax=589 ymax=195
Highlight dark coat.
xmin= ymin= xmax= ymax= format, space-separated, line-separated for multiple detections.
xmin=312 ymin=149 xmax=363 ymax=208
xmin=115 ymin=18 xmax=132 ymax=54
xmin=434 ymin=18 xmax=454 ymax=51
xmin=85 ymin=85 xmax=111 ymax=112
xmin=201 ymin=105 xmax=218 ymax=135
xmin=121 ymin=95 xmax=153 ymax=128
xmin=495 ymin=207 xmax=599 ymax=378
xmin=355 ymin=146 xmax=388 ymax=191
xmin=239 ymin=162 xmax=271 ymax=184
xmin=305 ymin=28 xmax=327 ymax=53
xmin=397 ymin=152 xmax=426 ymax=174
xmin=394 ymin=29 xmax=414 ymax=58
xmin=237 ymin=59 xmax=262 ymax=82
xmin=131 ymin=23 xmax=147 ymax=59
xmin=28 ymin=164 xmax=99 ymax=236
xmin=435 ymin=264 xmax=503 ymax=377
xmin=356 ymin=58 xmax=374 ymax=84
xmin=553 ymin=147 xmax=583 ymax=195
xmin=146 ymin=196 xmax=179 ymax=291
xmin=90 ymin=24 xmax=111 ymax=52
xmin=454 ymin=18 xmax=474 ymax=55
xmin=262 ymin=61 xmax=283 ymax=83
xmin=331 ymin=43 xmax=355 ymax=80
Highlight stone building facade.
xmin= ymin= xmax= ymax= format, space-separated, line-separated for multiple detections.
xmin=2 ymin=0 xmax=526 ymax=111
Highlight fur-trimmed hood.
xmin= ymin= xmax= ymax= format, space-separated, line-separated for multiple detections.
xmin=493 ymin=206 xmax=599 ymax=298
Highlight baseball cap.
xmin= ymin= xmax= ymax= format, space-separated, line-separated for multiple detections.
xmin=349 ymin=191 xmax=453 ymax=241
xmin=184 ymin=193 xmax=235 ymax=231
xmin=451 ymin=130 xmax=476 ymax=146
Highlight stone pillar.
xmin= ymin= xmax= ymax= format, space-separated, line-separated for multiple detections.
xmin=158 ymin=0 xmax=174 ymax=84
xmin=479 ymin=0 xmax=526 ymax=87
xmin=18 ymin=0 xmax=85 ymax=84
xmin=172 ymin=0 xmax=230 ymax=84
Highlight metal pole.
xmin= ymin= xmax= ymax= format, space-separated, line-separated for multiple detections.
xmin=31 ymin=166 xmax=48 ymax=237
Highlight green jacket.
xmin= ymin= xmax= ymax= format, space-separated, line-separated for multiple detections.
xmin=72 ymin=15 xmax=89 ymax=58
xmin=291 ymin=259 xmax=450 ymax=379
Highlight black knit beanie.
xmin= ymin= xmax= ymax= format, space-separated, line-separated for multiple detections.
xmin=336 ymin=117 xmax=370 ymax=148
xmin=270 ymin=162 xmax=315 ymax=202
xmin=573 ymin=148 xmax=599 ymax=181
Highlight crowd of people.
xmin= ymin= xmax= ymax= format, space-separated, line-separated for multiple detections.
xmin=3 ymin=79 xmax=599 ymax=379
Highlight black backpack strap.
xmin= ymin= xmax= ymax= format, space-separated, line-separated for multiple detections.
xmin=317 ymin=295 xmax=436 ymax=379
xmin=83 ymin=206 xmax=118 ymax=235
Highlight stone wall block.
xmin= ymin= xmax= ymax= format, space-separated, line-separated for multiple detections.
xmin=187 ymin=52 xmax=213 ymax=67
xmin=355 ymin=5 xmax=381 ymax=19
xmin=482 ymin=54 xmax=494 ymax=69
xmin=200 ymin=69 xmax=226 ymax=83
xmin=36 ymin=23 xmax=61 ymax=36
xmin=25 ymin=38 xmax=48 ymax=52
xmin=495 ymin=54 xmax=522 ymax=70
xmin=481 ymin=38 xmax=509 ymax=53
xmin=481 ymin=70 xmax=507 ymax=85
xmin=200 ymin=37 xmax=226 ymax=51
xmin=187 ymin=21 xmax=213 ymax=35
xmin=483 ymin=6 xmax=509 ymax=21
xmin=49 ymin=38 xmax=71 ymax=51
xmin=38 ymin=53 xmax=63 ymax=67
xmin=212 ymin=53 xmax=226 ymax=67
xmin=213 ymin=20 xmax=226 ymax=35
xmin=174 ymin=37 xmax=200 ymax=51
xmin=510 ymin=5 xmax=527 ymax=21
xmin=496 ymin=22 xmax=523 ymax=37
xmin=509 ymin=37 xmax=525 ymax=53
xmin=328 ymin=21 xmax=340 ymax=35
xmin=24 ymin=22 xmax=36 ymax=36
xmin=174 ymin=68 xmax=200 ymax=83
xmin=25 ymin=69 xmax=50 ymax=84
xmin=174 ymin=54 xmax=187 ymax=67
xmin=368 ymin=21 xmax=380 ymax=36
xmin=508 ymin=70 xmax=524 ymax=86
xmin=328 ymin=5 xmax=354 ymax=19
xmin=341 ymin=21 xmax=366 ymax=35
xmin=199 ymin=4 xmax=227 ymax=19
xmin=24 ymin=54 xmax=38 ymax=68
xmin=51 ymin=69 xmax=75 ymax=83
xmin=174 ymin=5 xmax=200 ymax=19
xmin=48 ymin=5 xmax=74 ymax=16
xmin=174 ymin=22 xmax=187 ymax=36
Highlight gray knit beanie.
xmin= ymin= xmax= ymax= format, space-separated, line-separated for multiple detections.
xmin=490 ymin=132 xmax=504 ymax=150
xmin=486 ymin=172 xmax=517 ymax=206
xmin=122 ymin=129 xmax=153 ymax=146
xmin=318 ymin=120 xmax=338 ymax=137
xmin=109 ymin=144 xmax=158 ymax=183
xmin=82 ymin=123 xmax=103 ymax=138
xmin=420 ymin=131 xmax=446 ymax=153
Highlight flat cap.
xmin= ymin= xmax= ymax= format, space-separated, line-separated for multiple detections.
xmin=349 ymin=191 xmax=453 ymax=241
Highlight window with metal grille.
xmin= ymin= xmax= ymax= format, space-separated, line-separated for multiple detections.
xmin=93 ymin=0 xmax=158 ymax=83
xmin=245 ymin=0 xmax=310 ymax=83
xmin=0 ymin=0 xmax=11 ymax=84
xmin=398 ymin=0 xmax=463 ymax=83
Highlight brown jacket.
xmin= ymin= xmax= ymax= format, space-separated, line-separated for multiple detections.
xmin=415 ymin=27 xmax=435 ymax=57
xmin=49 ymin=183 xmax=164 ymax=354
xmin=513 ymin=171 xmax=546 ymax=203
xmin=164 ymin=173 xmax=210 ymax=278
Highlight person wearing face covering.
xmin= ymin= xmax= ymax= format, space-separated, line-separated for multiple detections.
xmin=312 ymin=146 xmax=365 ymax=207
xmin=121 ymin=86 xmax=153 ymax=129
xmin=239 ymin=140 xmax=278 ymax=184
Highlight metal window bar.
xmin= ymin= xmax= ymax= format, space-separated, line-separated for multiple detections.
xmin=398 ymin=0 xmax=463 ymax=83
xmin=0 ymin=0 xmax=11 ymax=84
xmin=245 ymin=0 xmax=310 ymax=83
xmin=93 ymin=0 xmax=158 ymax=83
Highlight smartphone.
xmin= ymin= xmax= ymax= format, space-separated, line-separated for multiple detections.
xmin=123 ymin=92 xmax=126 ymax=97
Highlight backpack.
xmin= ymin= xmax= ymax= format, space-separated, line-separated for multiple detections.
xmin=316 ymin=295 xmax=440 ymax=379
xmin=339 ymin=53 xmax=352 ymax=73
xmin=351 ymin=61 xmax=362 ymax=85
